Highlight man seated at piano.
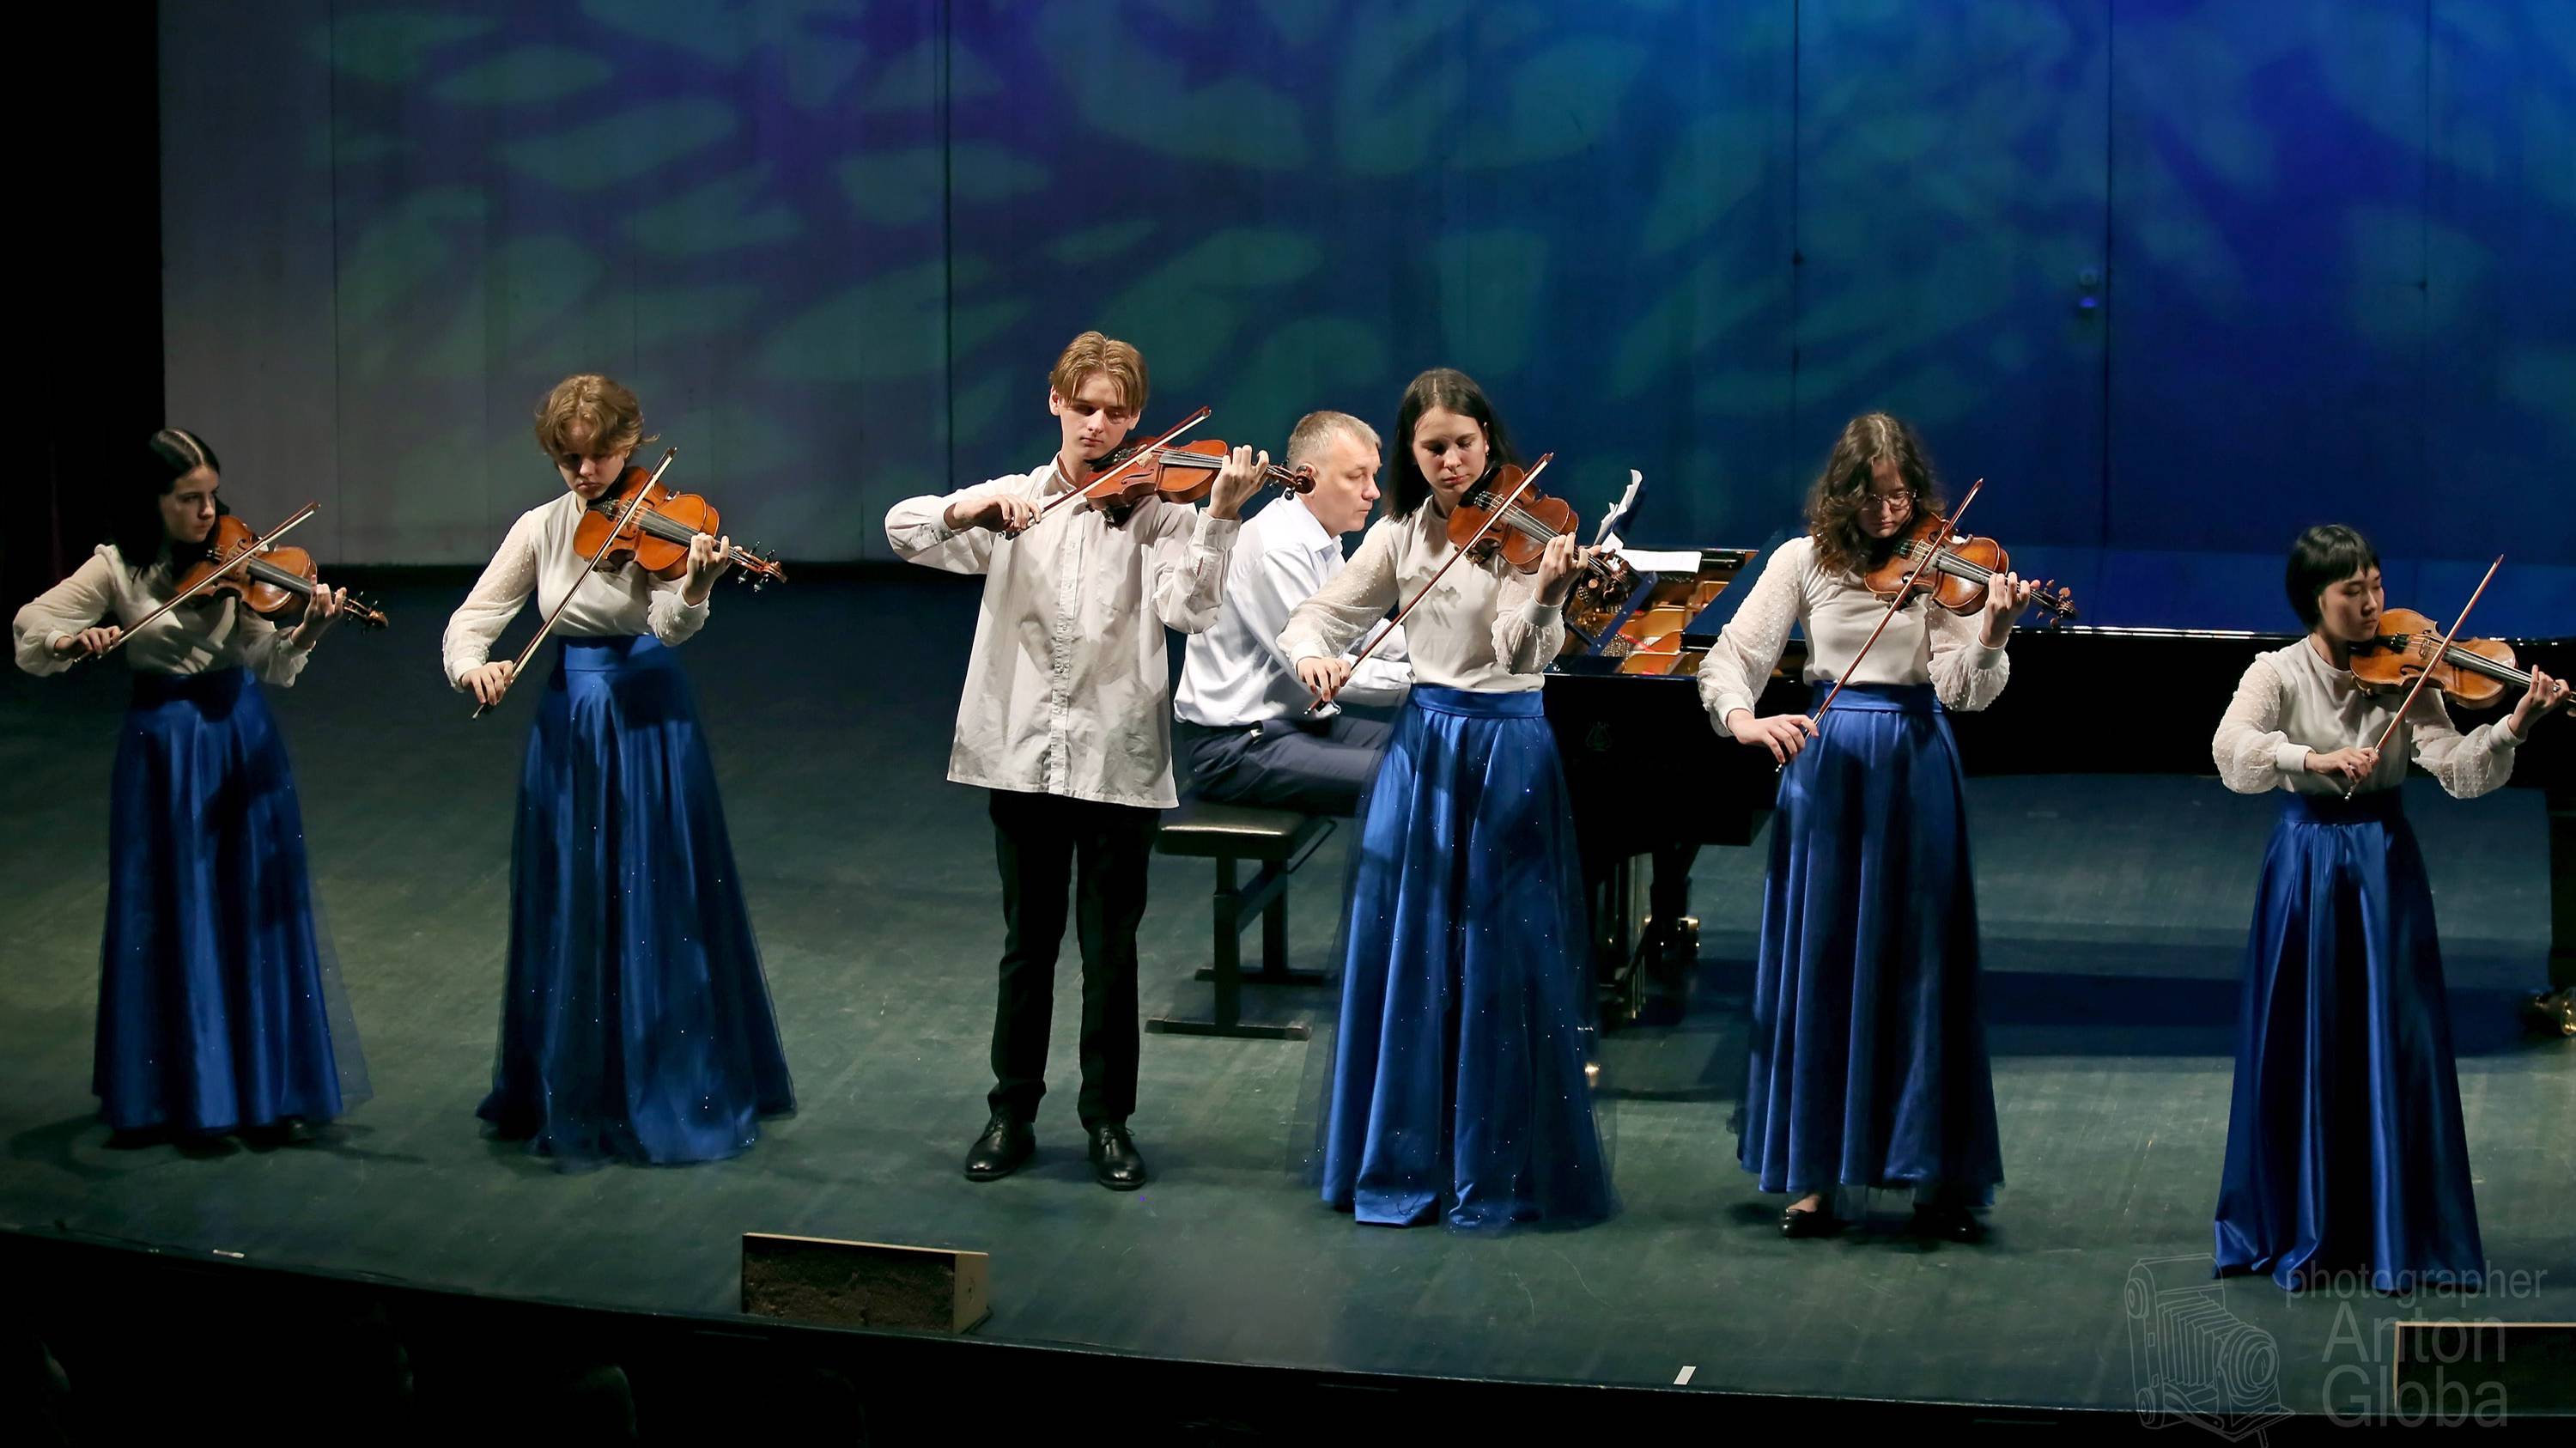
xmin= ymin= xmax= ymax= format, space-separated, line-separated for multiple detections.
xmin=1173 ymin=410 xmax=1410 ymax=815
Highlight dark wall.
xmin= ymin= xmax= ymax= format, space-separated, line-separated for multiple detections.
xmin=11 ymin=5 xmax=161 ymax=606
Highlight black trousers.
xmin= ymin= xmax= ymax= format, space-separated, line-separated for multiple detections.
xmin=986 ymin=788 xmax=1157 ymax=1128
xmin=1175 ymin=715 xmax=1390 ymax=817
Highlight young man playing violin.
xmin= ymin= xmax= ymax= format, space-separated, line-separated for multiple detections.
xmin=1173 ymin=410 xmax=1410 ymax=816
xmin=2209 ymin=525 xmax=2566 ymax=1293
xmin=885 ymin=331 xmax=1263 ymax=1190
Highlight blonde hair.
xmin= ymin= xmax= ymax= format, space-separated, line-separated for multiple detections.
xmin=1285 ymin=411 xmax=1380 ymax=473
xmin=533 ymin=374 xmax=653 ymax=459
xmin=1048 ymin=332 xmax=1148 ymax=414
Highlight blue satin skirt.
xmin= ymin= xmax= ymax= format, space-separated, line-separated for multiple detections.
xmin=100 ymin=667 xmax=368 ymax=1134
xmin=479 ymin=636 xmax=794 ymax=1165
xmin=1738 ymin=683 xmax=2002 ymax=1202
xmin=2214 ymin=790 xmax=2482 ymax=1292
xmin=1319 ymin=685 xmax=1613 ymax=1228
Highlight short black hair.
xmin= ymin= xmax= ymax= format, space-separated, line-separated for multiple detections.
xmin=110 ymin=429 xmax=228 ymax=572
xmin=1389 ymin=368 xmax=1518 ymax=518
xmin=2285 ymin=524 xmax=2379 ymax=630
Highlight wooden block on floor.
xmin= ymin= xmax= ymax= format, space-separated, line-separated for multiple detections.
xmin=740 ymin=1232 xmax=990 ymax=1333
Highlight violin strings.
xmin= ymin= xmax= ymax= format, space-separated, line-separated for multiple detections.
xmin=1460 ymin=495 xmax=1625 ymax=581
xmin=2433 ymin=642 xmax=2530 ymax=688
xmin=1899 ymin=539 xmax=2071 ymax=612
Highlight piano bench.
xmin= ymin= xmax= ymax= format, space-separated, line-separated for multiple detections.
xmin=1148 ymin=802 xmax=1334 ymax=1042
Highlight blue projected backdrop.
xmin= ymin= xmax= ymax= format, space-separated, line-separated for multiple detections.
xmin=160 ymin=2 xmax=2574 ymax=629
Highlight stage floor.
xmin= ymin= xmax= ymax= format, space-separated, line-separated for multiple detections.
xmin=2 ymin=576 xmax=2568 ymax=1420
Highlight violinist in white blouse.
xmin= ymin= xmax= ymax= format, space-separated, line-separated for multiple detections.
xmin=2208 ymin=524 xmax=2565 ymax=1293
xmin=441 ymin=374 xmax=793 ymax=1167
xmin=12 ymin=429 xmax=361 ymax=1143
xmin=1282 ymin=368 xmax=1612 ymax=1229
xmin=885 ymin=331 xmax=1262 ymax=1193
xmin=1695 ymin=412 xmax=2035 ymax=1243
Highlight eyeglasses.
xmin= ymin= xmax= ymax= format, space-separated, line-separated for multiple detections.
xmin=1860 ymin=492 xmax=1911 ymax=514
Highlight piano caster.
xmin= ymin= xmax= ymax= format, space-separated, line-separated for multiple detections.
xmin=2524 ymin=987 xmax=2576 ymax=1038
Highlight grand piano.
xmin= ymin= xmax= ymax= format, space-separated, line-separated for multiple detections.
xmin=1540 ymin=550 xmax=2575 ymax=1033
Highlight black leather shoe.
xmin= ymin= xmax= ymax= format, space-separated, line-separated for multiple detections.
xmin=1780 ymin=1203 xmax=1836 ymax=1238
xmin=1087 ymin=1123 xmax=1147 ymax=1191
xmin=963 ymin=1115 xmax=1034 ymax=1181
xmin=1912 ymin=1204 xmax=1986 ymax=1243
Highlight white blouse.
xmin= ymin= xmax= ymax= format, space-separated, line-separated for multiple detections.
xmin=1695 ymin=535 xmax=2009 ymax=727
xmin=440 ymin=490 xmax=711 ymax=688
xmin=1276 ymin=505 xmax=1563 ymax=693
xmin=13 ymin=544 xmax=314 ymax=684
xmin=2212 ymin=638 xmax=2521 ymax=798
xmin=884 ymin=460 xmax=1239 ymax=811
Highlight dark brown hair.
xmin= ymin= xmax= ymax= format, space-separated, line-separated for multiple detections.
xmin=111 ymin=429 xmax=228 ymax=572
xmin=1805 ymin=412 xmax=1942 ymax=575
xmin=1390 ymin=368 xmax=1517 ymax=518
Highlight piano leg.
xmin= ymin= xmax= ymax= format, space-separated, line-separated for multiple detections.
xmin=1639 ymin=843 xmax=1701 ymax=1023
xmin=2530 ymin=782 xmax=2576 ymax=1038
xmin=1589 ymin=845 xmax=1704 ymax=1031
xmin=1591 ymin=854 xmax=1641 ymax=1027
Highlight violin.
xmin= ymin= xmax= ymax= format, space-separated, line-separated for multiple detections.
xmin=2350 ymin=608 xmax=2536 ymax=709
xmin=1449 ymin=456 xmax=1637 ymax=606
xmin=1084 ymin=437 xmax=1314 ymax=526
xmin=1860 ymin=513 xmax=2076 ymax=625
xmin=572 ymin=449 xmax=786 ymax=589
xmin=178 ymin=513 xmax=389 ymax=630
xmin=1011 ymin=406 xmax=1308 ymax=536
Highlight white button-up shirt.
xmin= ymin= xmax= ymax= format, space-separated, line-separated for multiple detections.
xmin=1278 ymin=504 xmax=1564 ymax=692
xmin=886 ymin=460 xmax=1239 ymax=809
xmin=1175 ymin=493 xmax=1410 ymax=727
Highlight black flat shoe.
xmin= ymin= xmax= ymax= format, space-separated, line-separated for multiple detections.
xmin=1780 ymin=1204 xmax=1836 ymax=1238
xmin=1087 ymin=1123 xmax=1147 ymax=1191
xmin=1911 ymin=1204 xmax=1986 ymax=1243
xmin=963 ymin=1115 xmax=1034 ymax=1181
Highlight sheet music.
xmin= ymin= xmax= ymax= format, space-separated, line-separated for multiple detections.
xmin=1607 ymin=547 xmax=1703 ymax=573
xmin=1592 ymin=471 xmax=1642 ymax=546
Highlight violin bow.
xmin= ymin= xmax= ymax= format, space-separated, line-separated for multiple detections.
xmin=1305 ymin=453 xmax=1554 ymax=715
xmin=2350 ymin=554 xmax=2503 ymax=795
xmin=1807 ymin=478 xmax=1985 ymax=726
xmin=81 ymin=502 xmax=321 ymax=661
xmin=471 ymin=447 xmax=677 ymax=720
xmin=1010 ymin=406 xmax=1213 ymax=537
